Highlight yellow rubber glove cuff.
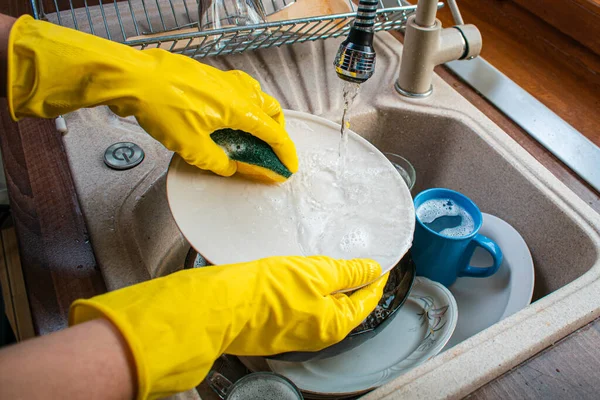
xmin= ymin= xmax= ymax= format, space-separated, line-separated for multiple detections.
xmin=8 ymin=15 xmax=298 ymax=181
xmin=69 ymin=256 xmax=387 ymax=400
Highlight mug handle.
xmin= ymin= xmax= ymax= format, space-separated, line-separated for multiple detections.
xmin=459 ymin=234 xmax=503 ymax=278
xmin=207 ymin=371 xmax=233 ymax=399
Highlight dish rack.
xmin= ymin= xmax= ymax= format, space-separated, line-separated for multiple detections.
xmin=30 ymin=0 xmax=442 ymax=59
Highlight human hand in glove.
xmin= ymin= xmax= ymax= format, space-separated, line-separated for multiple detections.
xmin=70 ymin=256 xmax=388 ymax=399
xmin=6 ymin=15 xmax=297 ymax=180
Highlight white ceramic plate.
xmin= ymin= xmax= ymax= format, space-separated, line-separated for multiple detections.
xmin=267 ymin=277 xmax=458 ymax=396
xmin=166 ymin=110 xmax=415 ymax=281
xmin=444 ymin=213 xmax=535 ymax=349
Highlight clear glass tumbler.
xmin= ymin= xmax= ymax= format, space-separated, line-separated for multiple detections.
xmin=198 ymin=0 xmax=267 ymax=50
xmin=384 ymin=152 xmax=417 ymax=192
xmin=207 ymin=371 xmax=303 ymax=399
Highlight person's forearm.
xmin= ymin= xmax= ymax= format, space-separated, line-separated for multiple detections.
xmin=0 ymin=318 xmax=136 ymax=400
xmin=0 ymin=14 xmax=16 ymax=97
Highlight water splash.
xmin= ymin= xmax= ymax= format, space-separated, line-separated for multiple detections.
xmin=286 ymin=149 xmax=406 ymax=267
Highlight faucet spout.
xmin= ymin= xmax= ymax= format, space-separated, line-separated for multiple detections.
xmin=333 ymin=0 xmax=378 ymax=84
xmin=415 ymin=0 xmax=439 ymax=27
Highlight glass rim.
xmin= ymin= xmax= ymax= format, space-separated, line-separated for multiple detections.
xmin=227 ymin=371 xmax=303 ymax=399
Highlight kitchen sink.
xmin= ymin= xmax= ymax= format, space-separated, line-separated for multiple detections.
xmin=350 ymin=107 xmax=598 ymax=301
xmin=60 ymin=32 xmax=600 ymax=399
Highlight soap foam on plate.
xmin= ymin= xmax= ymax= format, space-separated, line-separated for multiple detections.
xmin=286 ymin=148 xmax=405 ymax=267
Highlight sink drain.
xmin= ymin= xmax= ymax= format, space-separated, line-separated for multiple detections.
xmin=104 ymin=142 xmax=145 ymax=170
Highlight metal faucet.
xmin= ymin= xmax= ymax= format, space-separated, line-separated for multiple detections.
xmin=333 ymin=0 xmax=378 ymax=84
xmin=396 ymin=0 xmax=482 ymax=97
xmin=334 ymin=0 xmax=482 ymax=96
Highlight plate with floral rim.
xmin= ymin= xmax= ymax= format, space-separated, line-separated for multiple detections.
xmin=267 ymin=277 xmax=458 ymax=396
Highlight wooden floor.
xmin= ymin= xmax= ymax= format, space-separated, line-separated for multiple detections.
xmin=468 ymin=317 xmax=600 ymax=400
xmin=0 ymin=217 xmax=34 ymax=342
xmin=436 ymin=0 xmax=600 ymax=147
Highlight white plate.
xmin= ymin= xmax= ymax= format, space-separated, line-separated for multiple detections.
xmin=267 ymin=277 xmax=458 ymax=396
xmin=444 ymin=213 xmax=535 ymax=349
xmin=166 ymin=110 xmax=415 ymax=281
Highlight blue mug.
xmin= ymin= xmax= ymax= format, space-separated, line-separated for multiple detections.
xmin=412 ymin=188 xmax=503 ymax=287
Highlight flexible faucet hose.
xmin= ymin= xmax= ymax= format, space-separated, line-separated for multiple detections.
xmin=354 ymin=0 xmax=379 ymax=32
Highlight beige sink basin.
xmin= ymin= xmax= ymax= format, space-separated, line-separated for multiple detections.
xmin=60 ymin=32 xmax=600 ymax=399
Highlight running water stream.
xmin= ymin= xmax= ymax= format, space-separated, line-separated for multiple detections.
xmin=337 ymin=81 xmax=361 ymax=179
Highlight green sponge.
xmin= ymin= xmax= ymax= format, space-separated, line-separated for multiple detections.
xmin=211 ymin=128 xmax=292 ymax=180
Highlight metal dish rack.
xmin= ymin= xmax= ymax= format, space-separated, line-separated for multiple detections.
xmin=30 ymin=0 xmax=442 ymax=59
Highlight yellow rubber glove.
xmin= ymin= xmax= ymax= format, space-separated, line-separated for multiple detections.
xmin=70 ymin=256 xmax=388 ymax=400
xmin=7 ymin=15 xmax=298 ymax=179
